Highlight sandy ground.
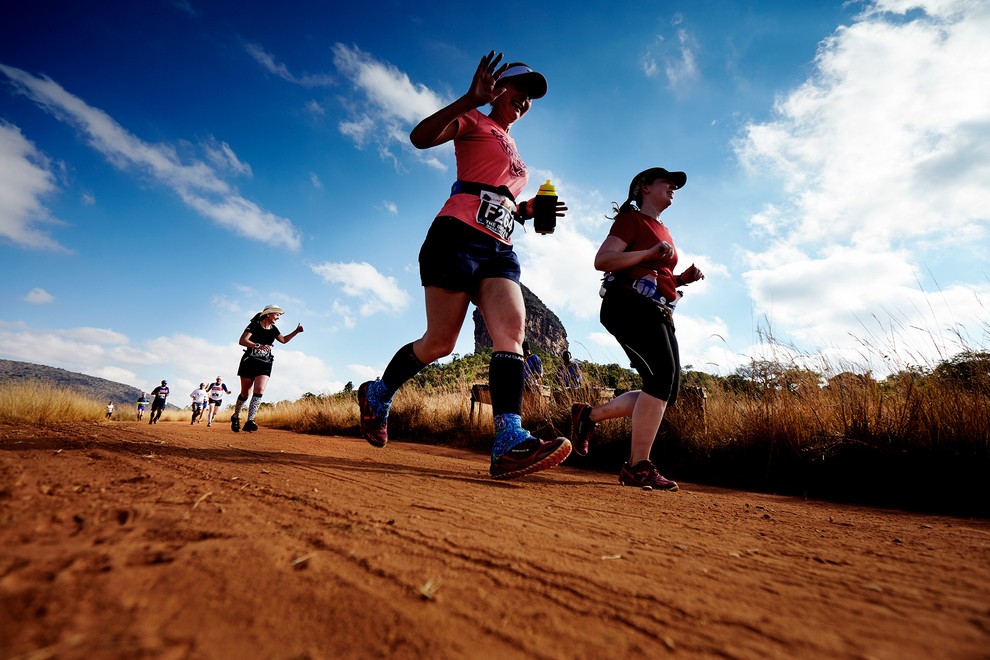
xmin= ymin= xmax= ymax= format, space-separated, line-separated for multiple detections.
xmin=1 ymin=420 xmax=988 ymax=660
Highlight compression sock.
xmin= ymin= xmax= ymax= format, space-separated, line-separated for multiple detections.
xmin=233 ymin=395 xmax=247 ymax=417
xmin=381 ymin=342 xmax=428 ymax=392
xmin=247 ymin=394 xmax=263 ymax=421
xmin=490 ymin=352 xmax=529 ymax=458
xmin=489 ymin=351 xmax=524 ymax=416
xmin=367 ymin=342 xmax=428 ymax=419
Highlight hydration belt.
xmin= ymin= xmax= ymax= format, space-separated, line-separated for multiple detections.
xmin=601 ymin=274 xmax=679 ymax=327
xmin=450 ymin=180 xmax=517 ymax=204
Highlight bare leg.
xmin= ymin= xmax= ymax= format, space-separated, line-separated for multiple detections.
xmin=629 ymin=392 xmax=667 ymax=464
xmin=584 ymin=390 xmax=668 ymax=463
xmin=475 ymin=278 xmax=525 ymax=353
xmin=411 ymin=286 xmax=472 ymax=363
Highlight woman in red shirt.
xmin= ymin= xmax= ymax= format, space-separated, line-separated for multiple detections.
xmin=571 ymin=167 xmax=705 ymax=490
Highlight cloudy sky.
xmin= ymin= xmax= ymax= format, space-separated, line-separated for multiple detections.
xmin=1 ymin=0 xmax=988 ymax=402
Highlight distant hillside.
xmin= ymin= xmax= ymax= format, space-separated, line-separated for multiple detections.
xmin=0 ymin=359 xmax=174 ymax=408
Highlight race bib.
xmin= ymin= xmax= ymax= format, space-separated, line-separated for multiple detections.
xmin=249 ymin=347 xmax=273 ymax=362
xmin=475 ymin=190 xmax=516 ymax=241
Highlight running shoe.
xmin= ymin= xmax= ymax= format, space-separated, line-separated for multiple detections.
xmin=243 ymin=420 xmax=258 ymax=432
xmin=490 ymin=436 xmax=572 ymax=480
xmin=357 ymin=381 xmax=388 ymax=447
xmin=570 ymin=403 xmax=597 ymax=457
xmin=619 ymin=460 xmax=679 ymax=491
xmin=231 ymin=415 xmax=241 ymax=433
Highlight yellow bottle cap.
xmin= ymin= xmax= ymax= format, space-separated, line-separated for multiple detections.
xmin=537 ymin=180 xmax=556 ymax=195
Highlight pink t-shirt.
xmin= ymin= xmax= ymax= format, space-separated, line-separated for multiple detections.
xmin=435 ymin=109 xmax=528 ymax=245
xmin=607 ymin=210 xmax=679 ymax=303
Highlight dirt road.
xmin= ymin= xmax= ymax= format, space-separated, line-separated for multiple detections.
xmin=1 ymin=421 xmax=987 ymax=659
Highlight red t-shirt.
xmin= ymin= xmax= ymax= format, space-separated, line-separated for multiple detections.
xmin=435 ymin=109 xmax=528 ymax=244
xmin=607 ymin=210 xmax=679 ymax=303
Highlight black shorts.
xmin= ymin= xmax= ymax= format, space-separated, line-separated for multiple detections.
xmin=600 ymin=287 xmax=680 ymax=404
xmin=151 ymin=400 xmax=166 ymax=410
xmin=208 ymin=398 xmax=222 ymax=407
xmin=419 ymin=217 xmax=521 ymax=294
xmin=237 ymin=352 xmax=273 ymax=379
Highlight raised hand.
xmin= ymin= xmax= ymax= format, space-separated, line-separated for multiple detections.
xmin=467 ymin=50 xmax=509 ymax=107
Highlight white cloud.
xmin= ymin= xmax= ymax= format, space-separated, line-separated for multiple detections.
xmin=24 ymin=287 xmax=54 ymax=304
xmin=0 ymin=121 xmax=68 ymax=251
xmin=734 ymin=0 xmax=990 ymax=373
xmin=641 ymin=24 xmax=701 ymax=92
xmin=330 ymin=44 xmax=446 ymax=162
xmin=0 ymin=64 xmax=302 ymax=250
xmin=204 ymin=138 xmax=252 ymax=176
xmin=0 ymin=321 xmax=338 ymax=402
xmin=245 ymin=43 xmax=335 ymax=88
xmin=311 ymin=261 xmax=411 ymax=317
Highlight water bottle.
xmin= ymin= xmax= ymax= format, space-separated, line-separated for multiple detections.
xmin=532 ymin=180 xmax=557 ymax=235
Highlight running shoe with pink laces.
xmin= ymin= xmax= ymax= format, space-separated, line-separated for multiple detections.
xmin=619 ymin=460 xmax=679 ymax=491
xmin=358 ymin=381 xmax=388 ymax=447
xmin=570 ymin=403 xmax=597 ymax=456
xmin=490 ymin=436 xmax=572 ymax=480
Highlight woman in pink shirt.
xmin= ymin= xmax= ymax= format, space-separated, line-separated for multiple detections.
xmin=358 ymin=51 xmax=571 ymax=480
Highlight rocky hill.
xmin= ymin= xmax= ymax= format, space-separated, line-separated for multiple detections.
xmin=0 ymin=359 xmax=163 ymax=407
xmin=472 ymin=283 xmax=570 ymax=358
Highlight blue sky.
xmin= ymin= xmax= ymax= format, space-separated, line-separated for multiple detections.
xmin=1 ymin=0 xmax=988 ymax=403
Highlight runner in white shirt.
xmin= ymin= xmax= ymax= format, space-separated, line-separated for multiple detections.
xmin=189 ymin=384 xmax=207 ymax=425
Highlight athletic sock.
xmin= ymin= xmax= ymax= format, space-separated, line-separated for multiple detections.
xmin=233 ymin=395 xmax=247 ymax=417
xmin=247 ymin=394 xmax=262 ymax=421
xmin=366 ymin=379 xmax=393 ymax=420
xmin=492 ymin=413 xmax=533 ymax=459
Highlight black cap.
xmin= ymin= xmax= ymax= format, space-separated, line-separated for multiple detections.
xmin=633 ymin=167 xmax=687 ymax=190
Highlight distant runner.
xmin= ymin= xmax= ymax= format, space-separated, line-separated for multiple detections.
xmin=231 ymin=305 xmax=303 ymax=433
xmin=136 ymin=393 xmax=150 ymax=420
xmin=149 ymin=380 xmax=169 ymax=424
xmin=204 ymin=377 xmax=230 ymax=427
xmin=189 ymin=383 xmax=207 ymax=424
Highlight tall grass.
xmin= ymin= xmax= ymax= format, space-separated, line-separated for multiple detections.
xmin=0 ymin=381 xmax=111 ymax=424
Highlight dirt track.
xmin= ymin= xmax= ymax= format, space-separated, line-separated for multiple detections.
xmin=1 ymin=421 xmax=988 ymax=659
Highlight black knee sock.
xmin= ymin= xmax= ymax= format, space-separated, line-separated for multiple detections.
xmin=490 ymin=351 xmax=524 ymax=416
xmin=382 ymin=342 xmax=428 ymax=393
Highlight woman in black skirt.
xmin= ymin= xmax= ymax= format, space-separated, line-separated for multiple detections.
xmin=231 ymin=304 xmax=303 ymax=432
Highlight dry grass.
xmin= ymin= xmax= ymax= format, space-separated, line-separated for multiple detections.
xmin=0 ymin=381 xmax=110 ymax=424
xmin=3 ymin=344 xmax=987 ymax=514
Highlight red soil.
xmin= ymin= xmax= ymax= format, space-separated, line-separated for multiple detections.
xmin=1 ymin=421 xmax=987 ymax=658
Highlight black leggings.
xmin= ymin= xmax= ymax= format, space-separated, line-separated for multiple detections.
xmin=600 ymin=288 xmax=680 ymax=404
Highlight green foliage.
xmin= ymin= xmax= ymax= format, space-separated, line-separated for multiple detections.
xmin=932 ymin=351 xmax=990 ymax=391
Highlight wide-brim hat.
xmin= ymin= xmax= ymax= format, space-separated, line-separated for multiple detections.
xmin=260 ymin=304 xmax=285 ymax=316
xmin=633 ymin=167 xmax=687 ymax=191
xmin=498 ymin=64 xmax=548 ymax=99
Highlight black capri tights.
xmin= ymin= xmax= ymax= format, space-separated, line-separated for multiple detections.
xmin=600 ymin=288 xmax=680 ymax=404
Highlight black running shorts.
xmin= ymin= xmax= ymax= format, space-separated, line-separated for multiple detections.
xmin=419 ymin=216 xmax=521 ymax=293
